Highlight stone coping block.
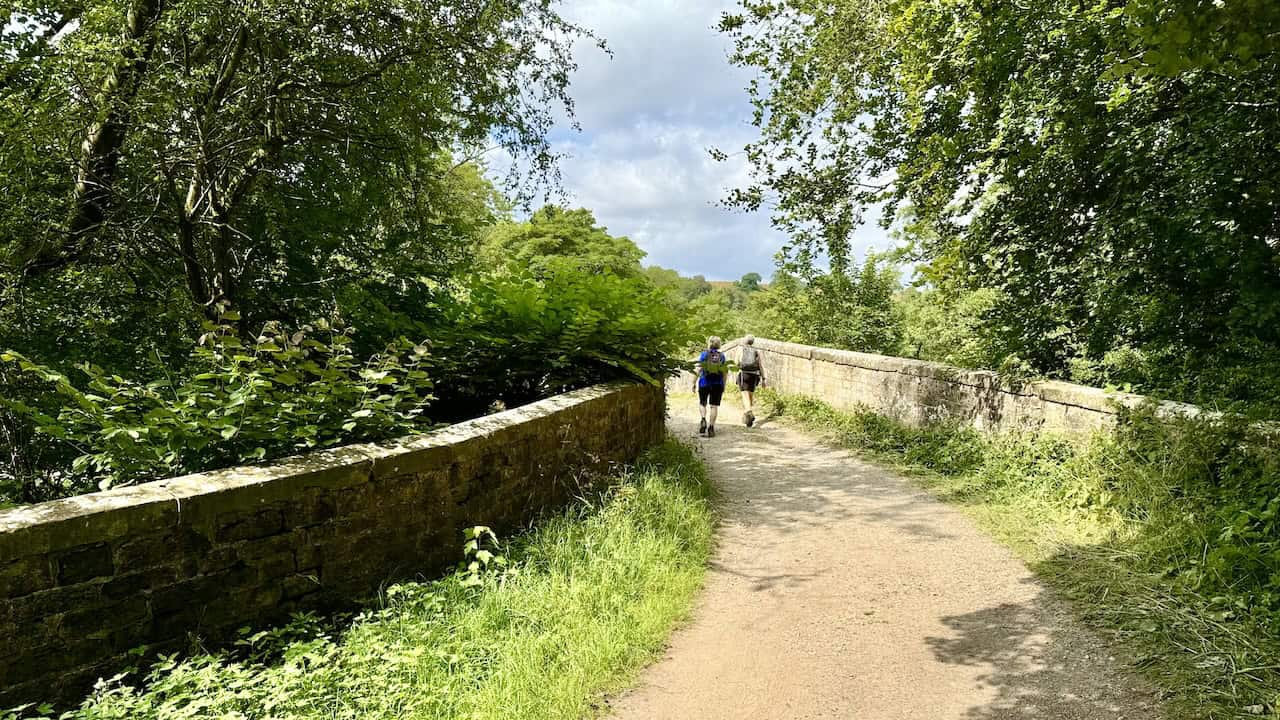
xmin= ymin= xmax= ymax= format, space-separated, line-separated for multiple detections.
xmin=700 ymin=337 xmax=1207 ymax=434
xmin=733 ymin=337 xmax=1202 ymax=423
xmin=0 ymin=384 xmax=638 ymax=562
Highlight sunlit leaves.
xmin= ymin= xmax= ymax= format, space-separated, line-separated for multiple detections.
xmin=2 ymin=320 xmax=436 ymax=490
xmin=720 ymin=0 xmax=1280 ymax=406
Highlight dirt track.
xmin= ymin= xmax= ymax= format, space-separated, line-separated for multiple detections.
xmin=607 ymin=399 xmax=1162 ymax=720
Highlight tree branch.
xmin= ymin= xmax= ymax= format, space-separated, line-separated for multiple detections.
xmin=19 ymin=0 xmax=164 ymax=276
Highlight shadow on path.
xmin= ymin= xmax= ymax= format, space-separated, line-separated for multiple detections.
xmin=607 ymin=399 xmax=1161 ymax=719
xmin=924 ymin=582 xmax=1154 ymax=719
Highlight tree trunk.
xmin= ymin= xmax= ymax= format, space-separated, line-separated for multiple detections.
xmin=21 ymin=0 xmax=164 ymax=274
xmin=177 ymin=214 xmax=212 ymax=313
xmin=209 ymin=217 xmax=238 ymax=309
xmin=67 ymin=0 xmax=163 ymax=236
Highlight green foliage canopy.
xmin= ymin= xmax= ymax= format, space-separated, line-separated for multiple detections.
xmin=896 ymin=287 xmax=1017 ymax=372
xmin=0 ymin=1 xmax=710 ymax=505
xmin=1 ymin=259 xmax=693 ymax=503
xmin=747 ymin=264 xmax=902 ymax=354
xmin=682 ymin=286 xmax=750 ymax=343
xmin=480 ymin=207 xmax=647 ymax=277
xmin=428 ymin=259 xmax=692 ymax=415
xmin=735 ymin=272 xmax=762 ymax=292
xmin=2 ymin=0 xmax=586 ymax=316
xmin=720 ymin=0 xmax=1280 ymax=406
xmin=644 ymin=266 xmax=713 ymax=304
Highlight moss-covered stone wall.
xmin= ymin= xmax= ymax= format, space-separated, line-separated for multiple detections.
xmin=0 ymin=383 xmax=665 ymax=707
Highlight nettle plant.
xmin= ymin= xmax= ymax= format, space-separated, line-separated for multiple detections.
xmin=459 ymin=525 xmax=509 ymax=588
xmin=0 ymin=314 xmax=435 ymax=491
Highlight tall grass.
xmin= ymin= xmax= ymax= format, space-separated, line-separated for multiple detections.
xmin=8 ymin=440 xmax=714 ymax=720
xmin=763 ymin=390 xmax=1280 ymax=720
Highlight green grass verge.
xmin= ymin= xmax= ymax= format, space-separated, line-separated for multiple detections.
xmin=9 ymin=439 xmax=713 ymax=720
xmin=760 ymin=389 xmax=1280 ymax=720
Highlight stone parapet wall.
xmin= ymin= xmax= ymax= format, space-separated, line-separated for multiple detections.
xmin=0 ymin=382 xmax=665 ymax=707
xmin=677 ymin=338 xmax=1197 ymax=435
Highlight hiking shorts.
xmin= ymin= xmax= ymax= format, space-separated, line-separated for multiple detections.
xmin=737 ymin=372 xmax=761 ymax=392
xmin=698 ymin=385 xmax=725 ymax=407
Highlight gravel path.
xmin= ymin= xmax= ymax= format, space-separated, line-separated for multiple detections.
xmin=607 ymin=399 xmax=1163 ymax=720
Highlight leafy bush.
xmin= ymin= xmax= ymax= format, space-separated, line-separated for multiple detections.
xmin=682 ymin=287 xmax=751 ymax=345
xmin=0 ymin=371 xmax=81 ymax=506
xmin=764 ymin=389 xmax=1280 ymax=716
xmin=479 ymin=206 xmax=647 ymax=278
xmin=3 ymin=440 xmax=713 ymax=720
xmin=897 ymin=287 xmax=1019 ymax=371
xmin=1 ymin=259 xmax=691 ymax=502
xmin=1 ymin=316 xmax=434 ymax=493
xmin=642 ymin=268 xmax=756 ymax=345
xmin=1066 ymin=338 xmax=1280 ymax=419
xmin=722 ymin=0 xmax=1280 ymax=421
xmin=894 ymin=285 xmax=1280 ymax=418
xmin=427 ymin=259 xmax=692 ymax=417
xmin=745 ymin=264 xmax=902 ymax=354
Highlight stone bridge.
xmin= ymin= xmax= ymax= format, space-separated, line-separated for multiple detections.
xmin=0 ymin=338 xmax=1199 ymax=708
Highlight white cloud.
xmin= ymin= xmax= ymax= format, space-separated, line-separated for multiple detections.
xmin=511 ymin=0 xmax=895 ymax=280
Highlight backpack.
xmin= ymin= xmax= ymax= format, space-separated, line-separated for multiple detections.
xmin=702 ymin=349 xmax=728 ymax=376
xmin=740 ymin=346 xmax=761 ymax=372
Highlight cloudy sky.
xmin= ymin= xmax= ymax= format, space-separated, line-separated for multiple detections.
xmin=525 ymin=0 xmax=893 ymax=281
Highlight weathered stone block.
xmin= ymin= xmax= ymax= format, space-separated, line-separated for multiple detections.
xmin=748 ymin=338 xmax=1157 ymax=436
xmin=0 ymin=556 xmax=53 ymax=598
xmin=63 ymin=597 xmax=150 ymax=638
xmin=246 ymin=551 xmax=296 ymax=581
xmin=151 ymin=606 xmax=203 ymax=638
xmin=282 ymin=571 xmax=321 ymax=600
xmin=197 ymin=585 xmax=282 ymax=630
xmin=149 ymin=566 xmax=253 ymax=616
xmin=0 ymin=613 xmax=60 ymax=656
xmin=107 ymin=619 xmax=155 ymax=652
xmin=216 ymin=508 xmax=284 ymax=543
xmin=55 ymin=543 xmax=114 ymax=585
xmin=195 ymin=544 xmax=241 ymax=575
xmin=282 ymin=494 xmax=337 ymax=528
xmin=100 ymin=565 xmax=178 ymax=601
xmin=8 ymin=582 xmax=104 ymax=625
xmin=1 ymin=638 xmax=109 ymax=686
xmin=0 ymin=491 xmax=179 ymax=564
xmin=112 ymin=532 xmax=180 ymax=571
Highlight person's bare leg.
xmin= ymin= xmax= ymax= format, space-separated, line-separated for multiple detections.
xmin=708 ymin=405 xmax=719 ymax=427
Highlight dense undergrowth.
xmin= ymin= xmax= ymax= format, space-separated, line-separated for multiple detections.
xmin=762 ymin=390 xmax=1280 ymax=720
xmin=0 ymin=261 xmax=687 ymax=505
xmin=4 ymin=439 xmax=713 ymax=720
